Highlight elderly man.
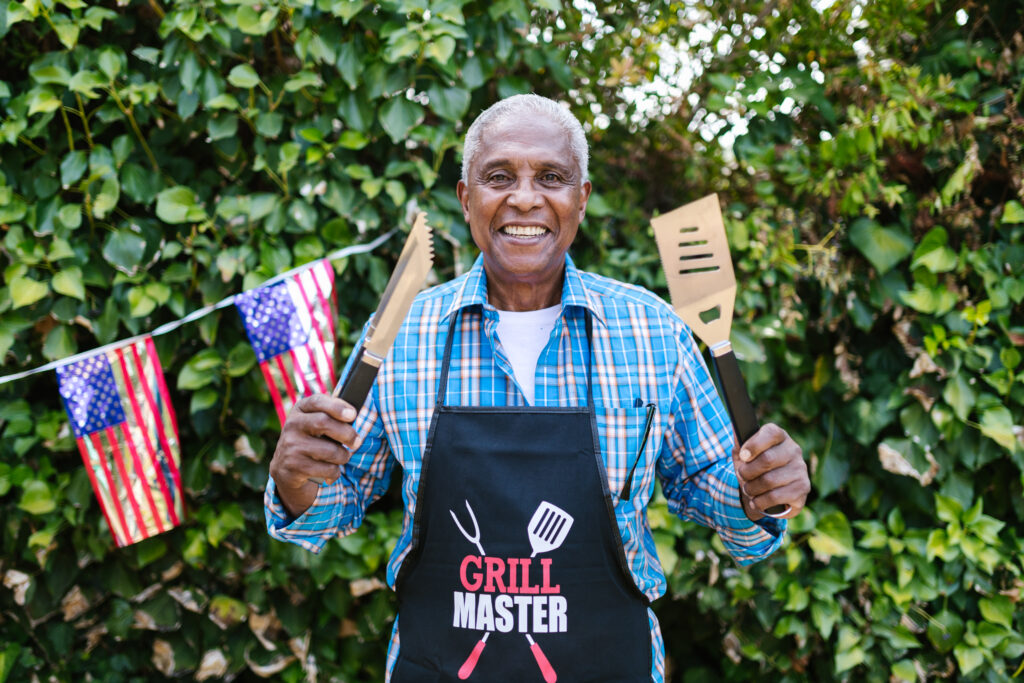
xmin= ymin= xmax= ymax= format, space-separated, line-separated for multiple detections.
xmin=266 ymin=94 xmax=810 ymax=681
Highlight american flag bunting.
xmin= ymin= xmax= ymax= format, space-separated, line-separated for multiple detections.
xmin=235 ymin=259 xmax=337 ymax=424
xmin=56 ymin=337 xmax=185 ymax=547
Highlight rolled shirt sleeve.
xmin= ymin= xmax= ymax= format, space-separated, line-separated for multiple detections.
xmin=264 ymin=322 xmax=396 ymax=553
xmin=656 ymin=322 xmax=786 ymax=565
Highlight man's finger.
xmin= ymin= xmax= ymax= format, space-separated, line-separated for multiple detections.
xmin=748 ymin=479 xmax=809 ymax=517
xmin=737 ymin=423 xmax=788 ymax=463
xmin=286 ymin=409 xmax=360 ymax=448
xmin=741 ymin=459 xmax=804 ymax=497
xmin=294 ymin=393 xmax=359 ymax=423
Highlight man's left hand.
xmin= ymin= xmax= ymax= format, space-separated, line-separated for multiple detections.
xmin=733 ymin=423 xmax=810 ymax=521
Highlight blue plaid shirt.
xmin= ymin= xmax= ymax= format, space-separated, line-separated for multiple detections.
xmin=266 ymin=254 xmax=786 ymax=680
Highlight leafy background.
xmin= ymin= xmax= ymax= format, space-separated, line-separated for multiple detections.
xmin=1 ymin=0 xmax=1022 ymax=680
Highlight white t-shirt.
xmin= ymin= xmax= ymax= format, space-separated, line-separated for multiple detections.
xmin=495 ymin=305 xmax=561 ymax=405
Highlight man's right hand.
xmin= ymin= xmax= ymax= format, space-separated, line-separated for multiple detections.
xmin=269 ymin=394 xmax=360 ymax=519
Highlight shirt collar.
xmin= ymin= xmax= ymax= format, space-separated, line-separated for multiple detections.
xmin=444 ymin=254 xmax=605 ymax=325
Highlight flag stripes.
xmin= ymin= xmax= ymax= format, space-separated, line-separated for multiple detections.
xmin=57 ymin=337 xmax=185 ymax=547
xmin=237 ymin=259 xmax=337 ymax=424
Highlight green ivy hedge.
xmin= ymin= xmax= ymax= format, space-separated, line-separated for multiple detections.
xmin=1 ymin=0 xmax=1022 ymax=681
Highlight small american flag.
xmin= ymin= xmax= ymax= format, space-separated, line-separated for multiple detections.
xmin=235 ymin=259 xmax=337 ymax=424
xmin=56 ymin=337 xmax=185 ymax=547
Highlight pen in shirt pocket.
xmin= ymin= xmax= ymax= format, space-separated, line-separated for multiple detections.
xmin=620 ymin=402 xmax=656 ymax=500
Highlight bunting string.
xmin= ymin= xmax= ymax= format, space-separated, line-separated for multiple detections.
xmin=0 ymin=230 xmax=395 ymax=387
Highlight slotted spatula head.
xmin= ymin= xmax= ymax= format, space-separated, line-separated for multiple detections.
xmin=650 ymin=193 xmax=735 ymax=349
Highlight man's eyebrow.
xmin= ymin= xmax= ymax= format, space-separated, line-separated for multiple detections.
xmin=477 ymin=158 xmax=576 ymax=175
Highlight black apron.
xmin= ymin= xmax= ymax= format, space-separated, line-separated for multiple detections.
xmin=392 ymin=310 xmax=651 ymax=682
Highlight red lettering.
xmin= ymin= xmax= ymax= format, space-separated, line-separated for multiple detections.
xmin=540 ymin=558 xmax=560 ymax=594
xmin=460 ymin=555 xmax=483 ymax=591
xmin=484 ymin=557 xmax=507 ymax=593
xmin=519 ymin=559 xmax=539 ymax=594
xmin=506 ymin=558 xmax=520 ymax=594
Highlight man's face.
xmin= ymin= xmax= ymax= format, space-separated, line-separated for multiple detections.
xmin=457 ymin=116 xmax=591 ymax=304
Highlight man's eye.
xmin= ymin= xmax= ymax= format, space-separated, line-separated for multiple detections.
xmin=541 ymin=173 xmax=561 ymax=182
xmin=488 ymin=173 xmax=511 ymax=182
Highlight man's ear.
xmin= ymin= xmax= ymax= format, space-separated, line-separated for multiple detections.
xmin=577 ymin=180 xmax=593 ymax=222
xmin=456 ymin=180 xmax=471 ymax=222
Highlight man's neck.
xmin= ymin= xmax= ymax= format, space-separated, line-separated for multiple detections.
xmin=485 ymin=273 xmax=563 ymax=311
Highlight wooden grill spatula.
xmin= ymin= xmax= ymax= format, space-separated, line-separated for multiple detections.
xmin=651 ymin=194 xmax=789 ymax=517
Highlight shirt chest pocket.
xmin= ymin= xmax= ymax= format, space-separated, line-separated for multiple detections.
xmin=592 ymin=403 xmax=667 ymax=501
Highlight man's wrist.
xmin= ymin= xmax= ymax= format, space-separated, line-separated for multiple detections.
xmin=278 ymin=479 xmax=319 ymax=520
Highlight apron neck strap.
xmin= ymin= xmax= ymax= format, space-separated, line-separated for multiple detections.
xmin=436 ymin=307 xmax=595 ymax=407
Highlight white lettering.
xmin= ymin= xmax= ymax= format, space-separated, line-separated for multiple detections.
xmin=494 ymin=594 xmax=514 ymax=633
xmin=549 ymin=595 xmax=567 ymax=632
xmin=513 ymin=596 xmax=532 ymax=633
xmin=475 ymin=593 xmax=494 ymax=632
xmin=451 ymin=593 xmax=568 ymax=634
xmin=453 ymin=592 xmax=476 ymax=629
xmin=532 ymin=596 xmax=548 ymax=633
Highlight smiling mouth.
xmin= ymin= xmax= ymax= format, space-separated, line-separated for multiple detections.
xmin=500 ymin=225 xmax=548 ymax=238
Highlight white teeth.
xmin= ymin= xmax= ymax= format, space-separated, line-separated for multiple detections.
xmin=501 ymin=225 xmax=547 ymax=237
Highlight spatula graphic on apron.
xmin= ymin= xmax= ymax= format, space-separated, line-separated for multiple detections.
xmin=651 ymin=194 xmax=789 ymax=517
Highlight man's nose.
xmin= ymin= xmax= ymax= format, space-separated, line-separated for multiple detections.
xmin=506 ymin=178 xmax=544 ymax=211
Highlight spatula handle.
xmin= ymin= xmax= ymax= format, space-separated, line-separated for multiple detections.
xmin=711 ymin=349 xmax=789 ymax=518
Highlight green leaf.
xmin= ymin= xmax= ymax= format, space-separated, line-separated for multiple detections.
xmin=52 ymin=17 xmax=80 ymax=49
xmin=337 ymin=130 xmax=368 ymax=150
xmin=42 ymin=324 xmax=76 ymax=360
xmin=236 ymin=5 xmax=276 ymax=35
xmin=278 ymin=142 xmax=300 ymax=174
xmin=225 ymin=343 xmax=256 ymax=377
xmin=156 ymin=186 xmax=206 ymax=224
xmin=284 ymin=70 xmax=321 ymax=92
xmin=1002 ymin=200 xmax=1024 ymax=224
xmin=102 ymin=228 xmax=147 ymax=274
xmin=808 ymin=511 xmax=854 ymax=557
xmin=911 ymin=226 xmax=957 ymax=273
xmin=127 ymin=286 xmax=156 ymax=317
xmin=979 ymin=595 xmax=1014 ymax=629
xmin=131 ymin=46 xmax=160 ymax=64
xmin=379 ymin=97 xmax=425 ymax=144
xmin=899 ymin=284 xmax=958 ymax=315
xmin=61 ymin=151 xmax=89 ymax=188
xmin=427 ymin=83 xmax=470 ymax=122
xmin=935 ymin=494 xmax=963 ymax=524
xmin=227 ymin=64 xmax=260 ymax=88
xmin=68 ymin=70 xmax=105 ymax=98
xmin=9 ymin=275 xmax=50 ymax=308
xmin=53 ymin=266 xmax=86 ymax=300
xmin=979 ymin=406 xmax=1019 ymax=452
xmin=19 ymin=480 xmax=57 ymax=515
xmin=942 ymin=373 xmax=975 ymax=421
xmin=425 ymin=35 xmax=456 ymax=64
xmin=953 ymin=643 xmax=985 ymax=675
xmin=29 ymin=64 xmax=70 ymax=85
xmin=927 ymin=610 xmax=964 ymax=653
xmin=27 ymin=87 xmax=61 ymax=115
xmin=97 ymin=47 xmax=122 ymax=80
xmin=92 ymin=175 xmax=120 ymax=219
xmin=190 ymin=388 xmax=219 ymax=413
xmin=121 ymin=163 xmax=159 ymax=203
xmin=849 ymin=218 xmax=914 ymax=274
xmin=336 ymin=41 xmax=363 ymax=90
xmin=206 ymin=94 xmax=239 ymax=110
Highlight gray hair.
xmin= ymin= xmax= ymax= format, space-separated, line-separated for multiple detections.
xmin=460 ymin=94 xmax=589 ymax=184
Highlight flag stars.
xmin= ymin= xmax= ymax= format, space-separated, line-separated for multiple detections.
xmin=236 ymin=280 xmax=310 ymax=362
xmin=57 ymin=352 xmax=127 ymax=437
